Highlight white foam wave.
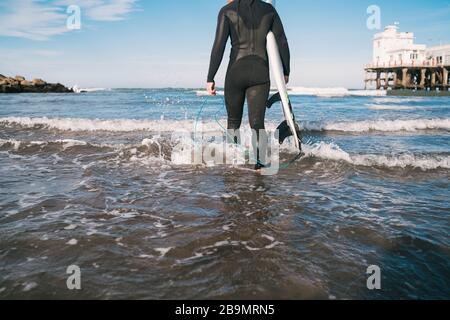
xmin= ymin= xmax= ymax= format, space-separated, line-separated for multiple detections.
xmin=347 ymin=90 xmax=387 ymax=97
xmin=59 ymin=139 xmax=88 ymax=149
xmin=0 ymin=117 xmax=220 ymax=133
xmin=152 ymin=136 xmax=450 ymax=171
xmin=71 ymin=85 xmax=109 ymax=93
xmin=368 ymin=104 xmax=414 ymax=111
xmin=195 ymin=87 xmax=387 ymax=97
xmin=195 ymin=90 xmax=225 ymax=96
xmin=0 ymin=138 xmax=87 ymax=150
xmin=373 ymin=97 xmax=425 ymax=104
xmin=304 ymin=142 xmax=450 ymax=170
xmin=1 ymin=137 xmax=447 ymax=170
xmin=2 ymin=117 xmax=449 ymax=133
xmin=302 ymin=118 xmax=450 ymax=132
xmin=288 ymin=87 xmax=387 ymax=97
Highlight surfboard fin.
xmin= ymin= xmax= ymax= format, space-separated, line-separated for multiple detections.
xmin=267 ymin=92 xmax=281 ymax=109
xmin=268 ymin=91 xmax=303 ymax=150
xmin=277 ymin=120 xmax=302 ymax=148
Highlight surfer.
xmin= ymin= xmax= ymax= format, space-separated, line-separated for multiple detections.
xmin=207 ymin=0 xmax=290 ymax=171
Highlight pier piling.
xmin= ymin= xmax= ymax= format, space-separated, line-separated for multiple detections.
xmin=365 ymin=63 xmax=450 ymax=92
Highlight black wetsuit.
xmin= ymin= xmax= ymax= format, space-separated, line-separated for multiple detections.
xmin=207 ymin=0 xmax=290 ymax=164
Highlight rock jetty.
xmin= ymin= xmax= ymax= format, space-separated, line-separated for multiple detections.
xmin=0 ymin=74 xmax=73 ymax=93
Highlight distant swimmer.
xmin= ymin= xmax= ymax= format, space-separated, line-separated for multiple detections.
xmin=207 ymin=0 xmax=290 ymax=171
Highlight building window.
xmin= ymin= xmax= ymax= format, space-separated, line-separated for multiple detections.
xmin=437 ymin=56 xmax=443 ymax=64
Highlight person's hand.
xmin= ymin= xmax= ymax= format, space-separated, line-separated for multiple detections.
xmin=207 ymin=82 xmax=216 ymax=96
xmin=284 ymin=76 xmax=289 ymax=84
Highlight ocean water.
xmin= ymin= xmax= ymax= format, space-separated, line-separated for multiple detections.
xmin=0 ymin=88 xmax=449 ymax=299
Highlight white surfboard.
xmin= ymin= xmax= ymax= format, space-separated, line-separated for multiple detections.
xmin=266 ymin=0 xmax=301 ymax=150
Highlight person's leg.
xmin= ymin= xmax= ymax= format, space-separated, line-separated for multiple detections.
xmin=246 ymin=82 xmax=270 ymax=168
xmin=224 ymin=70 xmax=246 ymax=144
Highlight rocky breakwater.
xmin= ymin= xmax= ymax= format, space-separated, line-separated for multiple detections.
xmin=0 ymin=74 xmax=73 ymax=93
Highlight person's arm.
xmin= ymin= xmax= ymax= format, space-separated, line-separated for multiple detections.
xmin=207 ymin=9 xmax=230 ymax=86
xmin=272 ymin=10 xmax=290 ymax=80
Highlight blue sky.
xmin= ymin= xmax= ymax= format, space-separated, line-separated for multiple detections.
xmin=0 ymin=0 xmax=449 ymax=88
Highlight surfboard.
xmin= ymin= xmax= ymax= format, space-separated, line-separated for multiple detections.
xmin=265 ymin=0 xmax=302 ymax=151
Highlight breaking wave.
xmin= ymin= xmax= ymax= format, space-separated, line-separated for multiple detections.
xmin=303 ymin=142 xmax=450 ymax=170
xmin=71 ymin=85 xmax=110 ymax=93
xmin=302 ymin=118 xmax=450 ymax=132
xmin=1 ymin=117 xmax=449 ymax=133
xmin=0 ymin=116 xmax=220 ymax=133
xmin=0 ymin=138 xmax=89 ymax=150
xmin=1 ymin=137 xmax=448 ymax=171
xmin=288 ymin=87 xmax=387 ymax=97
xmin=195 ymin=88 xmax=387 ymax=97
xmin=367 ymin=104 xmax=414 ymax=111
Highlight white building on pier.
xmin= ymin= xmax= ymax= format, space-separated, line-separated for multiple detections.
xmin=370 ymin=25 xmax=450 ymax=68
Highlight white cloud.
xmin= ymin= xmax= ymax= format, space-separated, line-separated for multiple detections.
xmin=0 ymin=0 xmax=68 ymax=40
xmin=56 ymin=0 xmax=138 ymax=21
xmin=0 ymin=0 xmax=138 ymax=41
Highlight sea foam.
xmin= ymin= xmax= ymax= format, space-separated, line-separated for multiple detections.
xmin=1 ymin=117 xmax=449 ymax=133
xmin=195 ymin=87 xmax=387 ymax=97
xmin=1 ymin=137 xmax=448 ymax=170
xmin=303 ymin=142 xmax=450 ymax=170
xmin=301 ymin=118 xmax=450 ymax=132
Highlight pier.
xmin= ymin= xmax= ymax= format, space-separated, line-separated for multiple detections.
xmin=364 ymin=62 xmax=450 ymax=91
xmin=365 ymin=25 xmax=450 ymax=93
